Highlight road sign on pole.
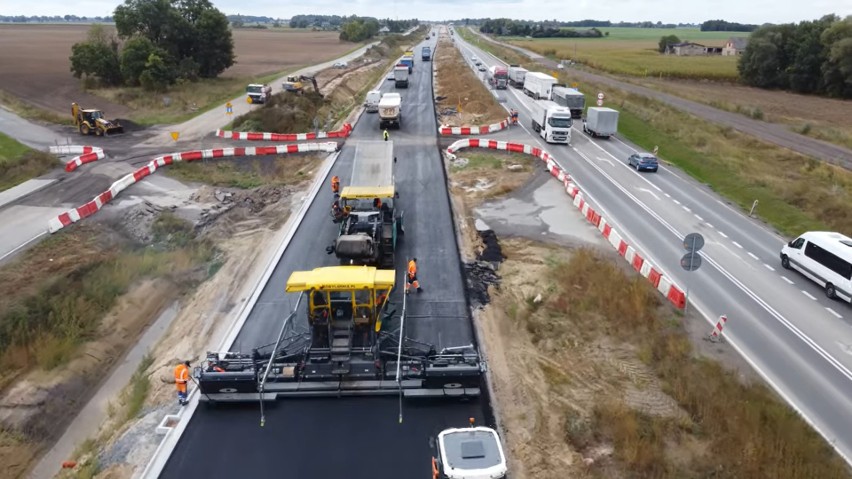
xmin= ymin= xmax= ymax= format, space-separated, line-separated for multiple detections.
xmin=596 ymin=99 xmax=603 ymax=106
xmin=571 ymin=82 xmax=579 ymax=88
xmin=597 ymin=92 xmax=605 ymax=100
xmin=226 ymin=102 xmax=233 ymax=115
xmin=680 ymin=232 xmax=705 ymax=314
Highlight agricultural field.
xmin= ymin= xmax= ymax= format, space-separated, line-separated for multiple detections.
xmin=507 ymin=27 xmax=742 ymax=80
xmin=0 ymin=24 xmax=354 ymax=123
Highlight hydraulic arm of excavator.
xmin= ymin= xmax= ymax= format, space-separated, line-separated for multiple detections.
xmin=300 ymin=75 xmax=322 ymax=97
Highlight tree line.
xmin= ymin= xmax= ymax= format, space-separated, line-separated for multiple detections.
xmin=738 ymin=15 xmax=852 ymax=98
xmin=337 ymin=17 xmax=419 ymax=42
xmin=70 ymin=0 xmax=234 ymax=92
xmin=1 ymin=15 xmax=113 ymax=22
xmin=479 ymin=19 xmax=603 ymax=37
xmin=701 ymin=19 xmax=758 ymax=32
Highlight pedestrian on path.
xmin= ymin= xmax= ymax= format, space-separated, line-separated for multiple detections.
xmin=174 ymin=361 xmax=190 ymax=406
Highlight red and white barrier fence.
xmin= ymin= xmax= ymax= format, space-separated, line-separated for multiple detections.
xmin=708 ymin=315 xmax=728 ymax=341
xmin=49 ymin=145 xmax=105 ymax=172
xmin=439 ymin=117 xmax=510 ymax=136
xmin=216 ymin=123 xmax=353 ymax=142
xmin=446 ymin=138 xmax=687 ymax=310
xmin=47 ymin=142 xmax=338 ymax=233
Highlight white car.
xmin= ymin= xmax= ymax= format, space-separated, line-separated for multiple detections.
xmin=333 ymin=61 xmax=348 ymax=69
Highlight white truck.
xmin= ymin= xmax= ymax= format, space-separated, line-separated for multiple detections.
xmin=365 ymin=90 xmax=382 ymax=113
xmin=246 ymin=83 xmax=272 ymax=104
xmin=507 ymin=64 xmax=527 ymax=88
xmin=523 ymin=72 xmax=557 ymax=100
xmin=552 ymin=86 xmax=585 ymax=119
xmin=379 ymin=93 xmax=402 ymax=129
xmin=583 ymin=107 xmax=619 ymax=139
xmin=393 ymin=64 xmax=409 ymax=88
xmin=530 ymin=100 xmax=573 ymax=144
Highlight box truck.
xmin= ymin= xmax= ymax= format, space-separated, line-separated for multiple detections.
xmin=393 ymin=64 xmax=409 ymax=88
xmin=552 ymin=87 xmax=585 ymax=119
xmin=508 ymin=65 xmax=527 ymax=88
xmin=583 ymin=107 xmax=619 ymax=139
xmin=523 ymin=72 xmax=557 ymax=100
xmin=530 ymin=100 xmax=573 ymax=144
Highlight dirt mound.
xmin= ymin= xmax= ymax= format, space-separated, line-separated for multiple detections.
xmin=232 ymin=92 xmax=325 ymax=133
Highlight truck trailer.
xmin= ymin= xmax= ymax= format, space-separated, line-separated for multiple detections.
xmin=552 ymin=86 xmax=585 ymax=119
xmin=583 ymin=107 xmax=619 ymax=139
xmin=393 ymin=64 xmax=409 ymax=88
xmin=487 ymin=65 xmax=509 ymax=89
xmin=507 ymin=65 xmax=527 ymax=88
xmin=530 ymin=100 xmax=573 ymax=144
xmin=379 ymin=93 xmax=402 ymax=129
xmin=523 ymin=72 xmax=558 ymax=100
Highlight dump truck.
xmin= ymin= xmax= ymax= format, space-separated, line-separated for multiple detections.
xmin=394 ymin=64 xmax=410 ymax=88
xmin=583 ymin=107 xmax=619 ymax=139
xmin=508 ymin=64 xmax=528 ymax=88
xmin=530 ymin=100 xmax=573 ymax=144
xmin=421 ymin=46 xmax=432 ymax=61
xmin=552 ymin=86 xmax=585 ymax=119
xmin=246 ymin=83 xmax=272 ymax=104
xmin=487 ymin=65 xmax=509 ymax=89
xmin=378 ymin=92 xmax=402 ymax=129
xmin=523 ymin=71 xmax=557 ymax=100
xmin=195 ymin=266 xmax=483 ymax=399
xmin=71 ymin=103 xmax=123 ymax=136
xmin=433 ymin=419 xmax=508 ymax=479
xmin=328 ymin=141 xmax=402 ymax=268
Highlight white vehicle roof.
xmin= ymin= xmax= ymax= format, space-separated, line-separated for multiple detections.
xmin=379 ymin=93 xmax=401 ymax=107
xmin=526 ymin=71 xmax=557 ymax=81
xmin=438 ymin=426 xmax=507 ymax=479
xmin=796 ymin=232 xmax=852 ymax=258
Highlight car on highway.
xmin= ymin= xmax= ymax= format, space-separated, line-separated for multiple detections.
xmin=478 ymin=65 xmax=487 ymax=72
xmin=780 ymin=231 xmax=852 ymax=301
xmin=471 ymin=56 xmax=478 ymax=62
xmin=627 ymin=152 xmax=658 ymax=172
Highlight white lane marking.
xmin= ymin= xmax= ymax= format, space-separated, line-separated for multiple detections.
xmin=0 ymin=231 xmax=48 ymax=262
xmin=682 ymin=205 xmax=691 ymax=212
xmin=706 ymin=222 xmax=714 ymax=229
xmin=694 ymin=214 xmax=704 ymax=221
xmin=747 ymin=252 xmax=759 ymax=260
xmin=718 ymin=231 xmax=728 ymax=238
xmin=732 ymin=241 xmax=743 ymax=249
xmin=637 ymin=187 xmax=660 ymax=200
xmin=764 ymin=264 xmax=775 ymax=271
xmin=598 ymin=156 xmax=614 ymax=166
xmin=673 ymin=199 xmax=681 ymax=205
xmin=802 ymin=290 xmax=817 ymax=300
xmin=782 ymin=276 xmax=794 ymax=284
xmin=664 ymin=193 xmax=671 ymax=198
xmin=827 ymin=308 xmax=843 ymax=319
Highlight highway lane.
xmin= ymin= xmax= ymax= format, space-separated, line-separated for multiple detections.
xmin=161 ymin=31 xmax=488 ymax=478
xmin=454 ymin=31 xmax=852 ymax=463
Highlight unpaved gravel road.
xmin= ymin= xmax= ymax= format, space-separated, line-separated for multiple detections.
xmin=468 ymin=28 xmax=852 ymax=169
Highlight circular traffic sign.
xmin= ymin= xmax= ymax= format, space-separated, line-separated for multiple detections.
xmin=597 ymin=92 xmax=605 ymax=100
xmin=680 ymin=252 xmax=702 ymax=271
xmin=683 ymin=232 xmax=705 ymax=252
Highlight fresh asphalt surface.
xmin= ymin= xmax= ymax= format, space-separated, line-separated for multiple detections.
xmin=455 ymin=31 xmax=852 ymax=462
xmin=161 ymin=34 xmax=487 ymax=479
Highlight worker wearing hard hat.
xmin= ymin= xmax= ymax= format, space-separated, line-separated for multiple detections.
xmin=174 ymin=361 xmax=190 ymax=406
xmin=406 ymin=258 xmax=422 ymax=294
xmin=331 ymin=175 xmax=340 ymax=195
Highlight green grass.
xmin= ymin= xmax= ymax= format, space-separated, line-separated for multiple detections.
xmin=167 ymin=155 xmax=316 ymax=189
xmin=122 ymin=354 xmax=153 ymax=422
xmin=0 ymin=89 xmax=73 ymax=126
xmin=0 ymin=131 xmax=58 ymax=192
xmin=502 ymin=27 xmax=743 ymax=80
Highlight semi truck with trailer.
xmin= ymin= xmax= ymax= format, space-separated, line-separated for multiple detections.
xmin=530 ymin=100 xmax=573 ymax=144
xmin=523 ymin=71 xmax=558 ymax=100
xmin=508 ymin=65 xmax=527 ymax=88
xmin=393 ymin=64 xmax=409 ymax=88
xmin=583 ymin=107 xmax=619 ymax=139
xmin=552 ymin=86 xmax=585 ymax=119
xmin=487 ymin=65 xmax=509 ymax=89
xmin=379 ymin=93 xmax=402 ymax=129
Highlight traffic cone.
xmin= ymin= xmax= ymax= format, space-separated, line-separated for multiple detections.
xmin=707 ymin=315 xmax=727 ymax=342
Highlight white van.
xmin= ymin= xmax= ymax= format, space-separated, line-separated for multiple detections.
xmin=781 ymin=231 xmax=852 ymax=302
xmin=365 ymin=90 xmax=382 ymax=113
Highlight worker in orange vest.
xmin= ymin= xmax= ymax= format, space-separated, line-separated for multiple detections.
xmin=174 ymin=361 xmax=190 ymax=406
xmin=331 ymin=175 xmax=340 ymax=195
xmin=406 ymin=258 xmax=422 ymax=294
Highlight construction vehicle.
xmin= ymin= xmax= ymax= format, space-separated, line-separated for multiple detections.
xmin=394 ymin=64 xmax=410 ymax=88
xmin=282 ymin=74 xmax=322 ymax=96
xmin=552 ymin=86 xmax=585 ymax=119
xmin=433 ymin=418 xmax=508 ymax=479
xmin=195 ymin=265 xmax=483 ymax=399
xmin=328 ymin=141 xmax=402 ymax=268
xmin=531 ymin=100 xmax=573 ymax=144
xmin=71 ymin=103 xmax=123 ymax=136
xmin=246 ymin=83 xmax=272 ymax=104
xmin=378 ymin=92 xmax=402 ymax=129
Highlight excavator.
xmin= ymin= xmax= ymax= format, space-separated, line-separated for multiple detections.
xmin=71 ymin=102 xmax=123 ymax=136
xmin=282 ymin=74 xmax=322 ymax=97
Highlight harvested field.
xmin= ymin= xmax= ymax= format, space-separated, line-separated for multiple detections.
xmin=0 ymin=25 xmax=352 ymax=120
xmin=434 ymin=33 xmax=507 ymax=127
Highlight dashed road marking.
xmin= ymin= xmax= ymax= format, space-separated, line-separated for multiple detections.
xmin=827 ymin=308 xmax=843 ymax=319
xmin=732 ymin=241 xmax=743 ymax=248
xmin=673 ymin=199 xmax=681 ymax=205
xmin=694 ymin=214 xmax=704 ymax=221
xmin=764 ymin=263 xmax=775 ymax=271
xmin=782 ymin=276 xmax=794 ymax=284
xmin=706 ymin=222 xmax=714 ymax=229
xmin=718 ymin=231 xmax=728 ymax=238
xmin=802 ymin=290 xmax=817 ymax=300
xmin=682 ymin=205 xmax=691 ymax=212
xmin=748 ymin=252 xmax=759 ymax=260
xmin=664 ymin=193 xmax=671 ymax=198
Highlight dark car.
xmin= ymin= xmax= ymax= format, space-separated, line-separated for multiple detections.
xmin=627 ymin=152 xmax=658 ymax=172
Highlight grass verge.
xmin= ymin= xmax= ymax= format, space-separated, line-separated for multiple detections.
xmin=0 ymin=89 xmax=73 ymax=126
xmin=168 ymin=154 xmax=319 ymax=189
xmin=0 ymin=131 xmax=58 ymax=192
xmin=449 ymin=150 xmax=534 ymax=203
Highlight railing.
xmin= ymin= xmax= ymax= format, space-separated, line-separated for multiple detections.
xmin=259 ymin=291 xmax=304 ymax=427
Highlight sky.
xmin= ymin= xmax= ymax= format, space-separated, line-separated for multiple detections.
xmin=3 ymin=0 xmax=849 ymax=25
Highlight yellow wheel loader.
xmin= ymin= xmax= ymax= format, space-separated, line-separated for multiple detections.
xmin=71 ymin=103 xmax=124 ymax=136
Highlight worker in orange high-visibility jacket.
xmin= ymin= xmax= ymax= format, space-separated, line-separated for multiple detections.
xmin=406 ymin=258 xmax=422 ymax=294
xmin=174 ymin=361 xmax=190 ymax=405
xmin=331 ymin=175 xmax=340 ymax=195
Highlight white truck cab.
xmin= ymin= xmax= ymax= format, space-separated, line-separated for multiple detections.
xmin=531 ymin=100 xmax=573 ymax=144
xmin=434 ymin=421 xmax=507 ymax=479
